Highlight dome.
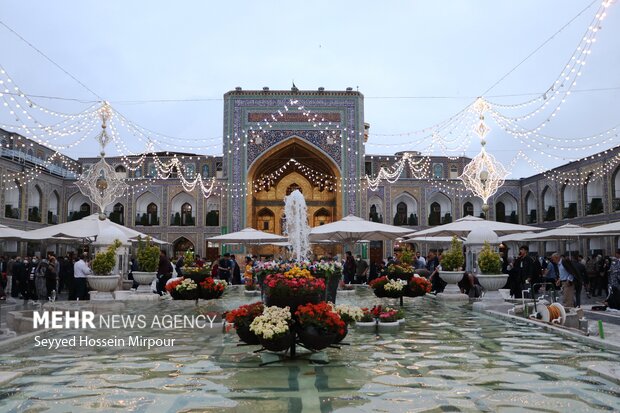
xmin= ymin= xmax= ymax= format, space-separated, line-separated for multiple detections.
xmin=464 ymin=227 xmax=498 ymax=246
xmin=93 ymin=223 xmax=131 ymax=246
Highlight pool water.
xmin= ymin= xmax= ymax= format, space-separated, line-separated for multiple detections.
xmin=0 ymin=288 xmax=619 ymax=412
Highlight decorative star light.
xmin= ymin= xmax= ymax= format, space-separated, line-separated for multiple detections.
xmin=459 ymin=145 xmax=509 ymax=208
xmin=75 ymin=102 xmax=128 ymax=218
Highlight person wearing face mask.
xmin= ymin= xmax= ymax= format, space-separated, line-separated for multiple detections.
xmin=355 ymin=255 xmax=369 ymax=284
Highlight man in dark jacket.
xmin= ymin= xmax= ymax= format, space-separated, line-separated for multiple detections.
xmin=156 ymin=250 xmax=173 ymax=296
xmin=506 ymin=245 xmax=537 ymax=298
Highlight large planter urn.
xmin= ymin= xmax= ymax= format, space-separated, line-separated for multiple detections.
xmin=437 ymin=270 xmax=469 ymax=301
xmin=333 ymin=324 xmax=348 ymax=344
xmin=87 ymin=274 xmax=120 ymax=300
xmin=132 ymin=271 xmax=157 ymax=293
xmin=477 ymin=274 xmax=509 ymax=300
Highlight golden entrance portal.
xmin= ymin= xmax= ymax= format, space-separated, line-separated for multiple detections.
xmin=246 ymin=138 xmax=342 ymax=258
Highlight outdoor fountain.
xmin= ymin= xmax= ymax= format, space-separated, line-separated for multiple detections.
xmin=283 ymin=189 xmax=311 ymax=262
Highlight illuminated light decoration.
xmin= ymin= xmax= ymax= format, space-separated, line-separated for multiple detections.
xmin=75 ymin=104 xmax=128 ymax=215
xmin=459 ymin=98 xmax=508 ymax=213
xmin=366 ymin=153 xmax=431 ymax=191
xmin=487 ymin=0 xmax=611 ymax=119
xmin=459 ymin=146 xmax=509 ymax=211
xmin=252 ymin=158 xmax=336 ymax=193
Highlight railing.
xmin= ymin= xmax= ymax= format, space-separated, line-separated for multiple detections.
xmin=170 ymin=214 xmax=195 ymax=226
xmin=135 ymin=213 xmax=160 ymax=226
xmin=0 ymin=148 xmax=77 ymax=178
xmin=562 ymin=204 xmax=577 ymax=219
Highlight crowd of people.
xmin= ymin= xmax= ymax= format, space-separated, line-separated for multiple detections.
xmin=0 ymin=252 xmax=95 ymax=302
xmin=2 ymin=245 xmax=619 ymax=310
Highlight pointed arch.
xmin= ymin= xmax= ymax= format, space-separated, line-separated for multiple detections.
xmin=392 ymin=192 xmax=418 ymax=226
xmin=48 ymin=190 xmax=60 ymax=224
xmin=257 ymin=207 xmax=275 ymax=232
xmin=27 ymin=184 xmax=43 ymax=222
xmin=67 ymin=193 xmax=91 ymax=221
xmin=461 ymin=197 xmax=483 ymax=218
xmin=171 ymin=192 xmax=196 ymax=226
xmin=4 ymin=180 xmax=21 ymax=219
xmin=368 ymin=195 xmax=383 ymax=223
xmin=613 ymin=166 xmax=620 ymax=211
xmin=427 ymin=192 xmax=451 ymax=226
xmin=172 ymin=237 xmax=194 ymax=258
xmin=313 ymin=207 xmax=331 ymax=227
xmin=585 ymin=173 xmax=603 ymax=215
xmin=561 ymin=182 xmax=578 ymax=219
xmin=494 ymin=192 xmax=518 ymax=223
xmin=525 ymin=191 xmax=537 ymax=224
xmin=136 ymin=191 xmax=160 ymax=226
xmin=542 ymin=186 xmax=556 ymax=221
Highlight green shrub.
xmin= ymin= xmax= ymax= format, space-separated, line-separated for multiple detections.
xmin=477 ymin=241 xmax=502 ymax=274
xmin=136 ymin=236 xmax=160 ymax=272
xmin=440 ymin=236 xmax=464 ymax=271
xmin=92 ymin=239 xmax=122 ymax=275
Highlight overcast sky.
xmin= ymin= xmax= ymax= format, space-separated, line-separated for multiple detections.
xmin=1 ymin=0 xmax=618 ymax=178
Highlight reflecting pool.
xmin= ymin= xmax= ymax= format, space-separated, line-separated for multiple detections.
xmin=0 ymin=288 xmax=619 ymax=412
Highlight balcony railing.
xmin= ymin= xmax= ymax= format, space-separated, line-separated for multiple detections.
xmin=136 ymin=213 xmax=160 ymax=226
xmin=0 ymin=148 xmax=77 ymax=178
xmin=170 ymin=213 xmax=195 ymax=226
xmin=586 ymin=198 xmax=603 ymax=215
xmin=544 ymin=207 xmax=556 ymax=222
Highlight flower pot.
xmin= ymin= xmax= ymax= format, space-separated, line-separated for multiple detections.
xmin=397 ymin=318 xmax=405 ymax=325
xmin=437 ymin=270 xmax=469 ymax=301
xmin=325 ymin=274 xmax=341 ymax=303
xmin=235 ymin=324 xmax=260 ymax=345
xmin=199 ymin=289 xmax=224 ymax=300
xmin=298 ymin=326 xmax=336 ymax=350
xmin=477 ymin=274 xmax=509 ymax=301
xmin=265 ymin=294 xmax=321 ymax=314
xmin=132 ymin=271 xmax=157 ymax=293
xmin=259 ymin=333 xmax=292 ymax=352
xmin=333 ymin=324 xmax=348 ymax=344
xmin=355 ymin=321 xmax=377 ymax=332
xmin=244 ymin=289 xmax=261 ymax=296
xmin=178 ymin=289 xmax=199 ymax=300
xmin=377 ymin=321 xmax=400 ymax=333
xmin=87 ymin=275 xmax=120 ymax=300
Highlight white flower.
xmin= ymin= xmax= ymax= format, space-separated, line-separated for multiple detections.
xmin=335 ymin=304 xmax=364 ymax=322
xmin=384 ymin=279 xmax=406 ymax=292
xmin=249 ymin=306 xmax=291 ymax=339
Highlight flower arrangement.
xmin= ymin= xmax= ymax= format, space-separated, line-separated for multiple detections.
xmin=359 ymin=308 xmax=375 ymax=322
xmin=407 ymin=275 xmax=432 ymax=297
xmin=264 ymin=271 xmax=326 ymax=298
xmin=176 ymin=278 xmax=198 ymax=293
xmin=378 ymin=309 xmax=399 ymax=323
xmin=295 ymin=302 xmax=346 ymax=336
xmin=386 ymin=263 xmax=415 ymax=279
xmin=249 ymin=305 xmax=291 ymax=340
xmin=383 ymin=278 xmax=406 ymax=292
xmin=284 ymin=266 xmax=313 ymax=279
xmin=334 ymin=304 xmax=364 ymax=324
xmin=477 ymin=241 xmax=502 ymax=274
xmin=440 ymin=236 xmax=464 ymax=271
xmin=244 ymin=279 xmax=259 ymax=291
xmin=369 ymin=276 xmax=388 ymax=290
xmin=165 ymin=278 xmax=183 ymax=293
xmin=313 ymin=260 xmax=343 ymax=279
xmin=199 ymin=277 xmax=226 ymax=299
xmin=225 ymin=302 xmax=264 ymax=329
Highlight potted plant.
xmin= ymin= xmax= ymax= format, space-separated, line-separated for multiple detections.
xmin=225 ymin=302 xmax=264 ymax=344
xmin=263 ymin=267 xmax=325 ymax=313
xmin=172 ymin=278 xmax=199 ymax=300
xmin=334 ymin=304 xmax=364 ymax=343
xmin=165 ymin=278 xmax=184 ymax=299
xmin=369 ymin=276 xmax=389 ymax=297
xmin=314 ymin=261 xmax=343 ymax=303
xmin=250 ymin=305 xmax=292 ymax=352
xmin=133 ymin=236 xmax=160 ymax=292
xmin=438 ymin=236 xmax=465 ymax=285
xmin=198 ymin=277 xmax=226 ymax=299
xmin=295 ymin=302 xmax=345 ymax=350
xmin=406 ymin=275 xmax=432 ymax=297
xmin=88 ymin=239 xmax=122 ymax=299
xmin=244 ymin=279 xmax=261 ymax=295
xmin=355 ymin=307 xmax=377 ymax=331
xmin=477 ymin=241 xmax=508 ymax=295
xmin=377 ymin=308 xmax=400 ymax=333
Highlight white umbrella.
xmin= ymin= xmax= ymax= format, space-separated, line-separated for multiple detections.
xmin=498 ymin=231 xmax=539 ymax=243
xmin=407 ymin=215 xmax=543 ymax=237
xmin=403 ymin=235 xmax=465 ymax=244
xmin=0 ymin=224 xmax=27 ymax=240
xmin=578 ymin=221 xmax=620 ymax=236
xmin=521 ymin=223 xmax=591 ymax=241
xmin=206 ymin=227 xmax=287 ymax=245
xmin=20 ymin=213 xmax=166 ymax=244
xmin=309 ymin=214 xmax=411 ymax=243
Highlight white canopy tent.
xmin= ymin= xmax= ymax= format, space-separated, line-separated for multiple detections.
xmin=206 ymin=227 xmax=287 ymax=245
xmin=309 ymin=214 xmax=411 ymax=244
xmin=407 ymin=215 xmax=543 ymax=238
xmin=579 ymin=221 xmax=620 ymax=236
